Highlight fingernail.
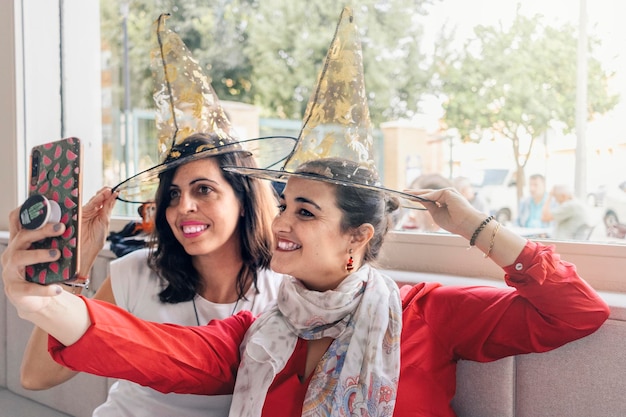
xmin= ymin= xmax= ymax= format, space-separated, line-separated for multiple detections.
xmin=54 ymin=285 xmax=62 ymax=295
xmin=53 ymin=223 xmax=62 ymax=232
xmin=49 ymin=249 xmax=58 ymax=258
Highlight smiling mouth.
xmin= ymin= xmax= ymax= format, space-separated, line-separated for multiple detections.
xmin=182 ymin=224 xmax=208 ymax=235
xmin=277 ymin=240 xmax=301 ymax=251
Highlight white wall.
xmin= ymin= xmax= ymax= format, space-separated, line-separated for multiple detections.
xmin=62 ymin=0 xmax=103 ymax=196
xmin=0 ymin=0 xmax=102 ymax=231
xmin=0 ymin=0 xmax=21 ymax=230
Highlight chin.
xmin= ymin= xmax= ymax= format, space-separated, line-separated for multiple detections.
xmin=182 ymin=242 xmax=213 ymax=257
xmin=269 ymin=260 xmax=289 ymax=275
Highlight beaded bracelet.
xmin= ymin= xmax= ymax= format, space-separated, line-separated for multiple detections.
xmin=484 ymin=222 xmax=501 ymax=258
xmin=468 ymin=215 xmax=494 ymax=247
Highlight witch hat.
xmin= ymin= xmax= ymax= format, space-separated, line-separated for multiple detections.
xmin=224 ymin=7 xmax=432 ymax=209
xmin=112 ymin=14 xmax=295 ymax=203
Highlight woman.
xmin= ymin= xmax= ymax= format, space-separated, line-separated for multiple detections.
xmin=2 ymin=157 xmax=609 ymax=416
xmin=396 ymin=173 xmax=454 ymax=232
xmin=18 ymin=132 xmax=283 ymax=417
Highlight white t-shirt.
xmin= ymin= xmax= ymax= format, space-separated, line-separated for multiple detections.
xmin=92 ymin=248 xmax=281 ymax=417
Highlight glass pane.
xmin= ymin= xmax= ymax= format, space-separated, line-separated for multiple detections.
xmin=98 ymin=0 xmax=626 ymax=245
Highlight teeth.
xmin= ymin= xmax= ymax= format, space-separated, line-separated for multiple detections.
xmin=182 ymin=224 xmax=207 ymax=234
xmin=278 ymin=240 xmax=301 ymax=250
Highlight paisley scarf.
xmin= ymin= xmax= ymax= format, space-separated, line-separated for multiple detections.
xmin=229 ymin=264 xmax=402 ymax=417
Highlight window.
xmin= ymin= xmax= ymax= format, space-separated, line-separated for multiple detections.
xmin=97 ymin=0 xmax=626 ymax=245
xmin=5 ymin=1 xmax=626 ymax=290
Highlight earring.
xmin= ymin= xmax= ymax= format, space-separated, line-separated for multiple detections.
xmin=346 ymin=249 xmax=354 ymax=272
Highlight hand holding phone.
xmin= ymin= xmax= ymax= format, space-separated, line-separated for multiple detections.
xmin=21 ymin=137 xmax=82 ymax=285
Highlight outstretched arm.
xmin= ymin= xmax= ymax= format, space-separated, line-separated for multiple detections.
xmin=4 ymin=195 xmax=247 ymax=395
xmin=49 ymin=298 xmax=250 ymax=395
xmin=21 ymin=279 xmax=116 ymax=389
xmin=19 ymin=188 xmax=118 ymax=390
xmin=3 ymin=207 xmax=93 ymax=348
xmin=403 ymin=187 xmax=609 ymax=361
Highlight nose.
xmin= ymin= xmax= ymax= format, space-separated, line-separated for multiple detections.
xmin=271 ymin=210 xmax=291 ymax=233
xmin=177 ymin=191 xmax=197 ymax=213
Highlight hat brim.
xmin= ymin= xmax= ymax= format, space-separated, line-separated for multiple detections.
xmin=113 ymin=136 xmax=297 ymax=203
xmin=222 ymin=166 xmax=434 ymax=210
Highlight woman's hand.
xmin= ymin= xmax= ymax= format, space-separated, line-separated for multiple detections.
xmin=405 ymin=187 xmax=485 ymax=239
xmin=2 ymin=207 xmax=92 ymax=345
xmin=2 ymin=208 xmax=66 ymax=316
xmin=79 ymin=188 xmax=118 ymax=275
xmin=407 ymin=187 xmax=527 ymax=266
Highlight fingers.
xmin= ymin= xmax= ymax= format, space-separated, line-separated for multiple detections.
xmin=8 ymin=207 xmax=21 ymax=237
xmin=7 ymin=282 xmax=64 ymax=298
xmin=403 ymin=188 xmax=448 ymax=203
xmin=83 ymin=188 xmax=110 ymax=212
xmin=83 ymin=188 xmax=117 ymax=217
xmin=102 ymin=189 xmax=118 ymax=215
xmin=4 ymin=223 xmax=65 ymax=264
xmin=12 ymin=222 xmax=65 ymax=249
xmin=13 ymin=248 xmax=62 ymax=272
xmin=1 ymin=224 xmax=64 ymax=299
xmin=3 ymin=207 xmax=65 ymax=281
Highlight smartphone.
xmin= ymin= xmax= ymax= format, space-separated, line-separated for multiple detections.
xmin=23 ymin=137 xmax=82 ymax=285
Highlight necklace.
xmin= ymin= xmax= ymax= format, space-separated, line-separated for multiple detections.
xmin=193 ymin=266 xmax=248 ymax=325
xmin=192 ymin=297 xmax=241 ymax=326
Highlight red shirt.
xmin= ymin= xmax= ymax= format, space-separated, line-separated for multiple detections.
xmin=50 ymin=241 xmax=609 ymax=416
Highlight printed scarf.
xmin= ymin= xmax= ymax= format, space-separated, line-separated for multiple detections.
xmin=229 ymin=264 xmax=402 ymax=417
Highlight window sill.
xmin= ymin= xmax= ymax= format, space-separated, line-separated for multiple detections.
xmin=380 ymin=231 xmax=626 ymax=293
xmin=2 ymin=228 xmax=625 ymax=293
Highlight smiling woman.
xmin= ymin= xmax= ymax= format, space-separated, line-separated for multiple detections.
xmin=0 ymin=0 xmax=626 ymax=415
xmin=13 ymin=13 xmax=290 ymax=416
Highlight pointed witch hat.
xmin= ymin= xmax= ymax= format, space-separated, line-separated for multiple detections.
xmin=112 ymin=13 xmax=296 ymax=203
xmin=224 ymin=7 xmax=432 ymax=209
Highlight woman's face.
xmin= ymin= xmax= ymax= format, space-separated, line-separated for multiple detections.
xmin=271 ymin=177 xmax=353 ymax=291
xmin=165 ymin=158 xmax=242 ymax=257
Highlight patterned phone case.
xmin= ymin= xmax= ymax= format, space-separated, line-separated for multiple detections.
xmin=25 ymin=137 xmax=82 ymax=285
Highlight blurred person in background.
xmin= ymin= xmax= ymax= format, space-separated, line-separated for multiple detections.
xmin=517 ymin=174 xmax=552 ymax=229
xmin=453 ymin=176 xmax=489 ymax=213
xmin=396 ymin=173 xmax=452 ymax=232
xmin=542 ymin=184 xmax=595 ymax=240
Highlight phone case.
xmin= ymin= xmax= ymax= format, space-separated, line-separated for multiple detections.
xmin=25 ymin=137 xmax=82 ymax=285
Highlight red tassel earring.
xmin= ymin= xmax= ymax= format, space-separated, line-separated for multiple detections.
xmin=346 ymin=249 xmax=354 ymax=272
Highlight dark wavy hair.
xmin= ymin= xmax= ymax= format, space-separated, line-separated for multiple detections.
xmin=147 ymin=133 xmax=277 ymax=303
xmin=295 ymin=157 xmax=399 ymax=264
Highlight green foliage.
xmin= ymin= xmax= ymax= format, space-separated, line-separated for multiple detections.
xmin=101 ymin=0 xmax=255 ymax=109
xmin=434 ymin=10 xmax=618 ymax=146
xmin=245 ymin=0 xmax=434 ymax=122
xmin=100 ymin=0 xmax=435 ymax=124
xmin=432 ymin=10 xmax=618 ymax=199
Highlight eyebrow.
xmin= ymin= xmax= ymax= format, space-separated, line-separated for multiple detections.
xmin=280 ymin=194 xmax=322 ymax=211
xmin=171 ymin=178 xmax=220 ymax=187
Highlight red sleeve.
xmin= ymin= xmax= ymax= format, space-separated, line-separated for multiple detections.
xmin=48 ymin=297 xmax=254 ymax=395
xmin=412 ymin=240 xmax=609 ymax=362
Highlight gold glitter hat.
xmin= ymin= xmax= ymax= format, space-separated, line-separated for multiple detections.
xmin=113 ymin=14 xmax=296 ymax=203
xmin=224 ymin=7 xmax=431 ymax=209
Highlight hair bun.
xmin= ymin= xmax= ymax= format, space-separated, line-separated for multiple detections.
xmin=385 ymin=194 xmax=400 ymax=213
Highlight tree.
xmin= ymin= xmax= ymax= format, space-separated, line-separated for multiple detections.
xmin=433 ymin=9 xmax=619 ymax=200
xmin=244 ymin=0 xmax=434 ymax=123
xmin=100 ymin=0 xmax=435 ymax=124
xmin=100 ymin=0 xmax=254 ymax=109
